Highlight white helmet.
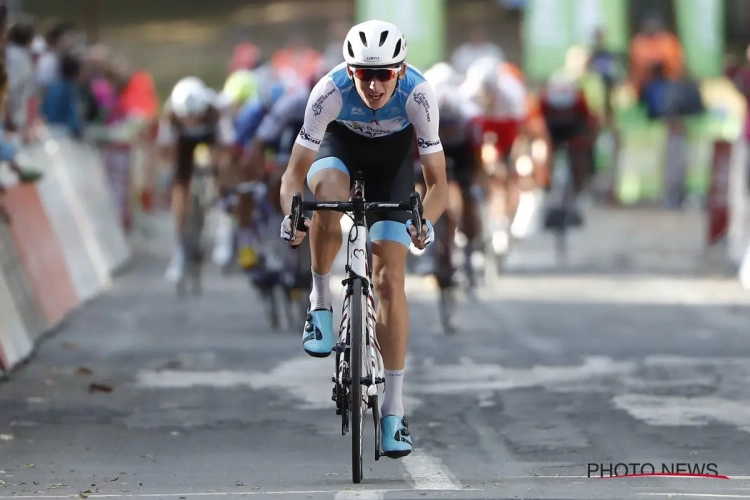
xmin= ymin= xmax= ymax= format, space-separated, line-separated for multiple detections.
xmin=170 ymin=77 xmax=213 ymax=117
xmin=343 ymin=20 xmax=407 ymax=67
xmin=466 ymin=56 xmax=501 ymax=90
xmin=424 ymin=62 xmax=457 ymax=89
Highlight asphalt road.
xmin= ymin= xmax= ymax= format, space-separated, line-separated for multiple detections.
xmin=2 ymin=208 xmax=750 ymax=500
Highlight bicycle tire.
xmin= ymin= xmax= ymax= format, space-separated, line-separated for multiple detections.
xmin=349 ymin=277 xmax=365 ymax=483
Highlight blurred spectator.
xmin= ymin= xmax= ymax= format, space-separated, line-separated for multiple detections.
xmin=587 ymin=28 xmax=624 ymax=125
xmin=25 ymin=34 xmax=47 ymax=131
xmin=639 ymin=63 xmax=669 ymax=121
xmin=35 ymin=21 xmax=78 ymax=93
xmin=84 ymin=44 xmax=116 ymax=117
xmin=105 ymin=56 xmax=159 ymax=125
xmin=629 ymin=15 xmax=683 ymax=91
xmin=666 ymin=72 xmax=705 ymax=119
xmin=5 ymin=19 xmax=35 ymax=140
xmin=40 ymin=53 xmax=83 ymax=137
xmin=451 ymin=26 xmax=504 ymax=75
xmin=725 ymin=54 xmax=742 ymax=82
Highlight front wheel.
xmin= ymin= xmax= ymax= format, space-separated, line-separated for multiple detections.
xmin=349 ymin=278 xmax=365 ymax=483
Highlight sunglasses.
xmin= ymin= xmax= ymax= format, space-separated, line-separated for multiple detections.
xmin=351 ymin=67 xmax=401 ymax=82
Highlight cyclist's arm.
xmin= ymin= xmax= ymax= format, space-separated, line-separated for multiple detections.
xmin=210 ymin=107 xmax=237 ymax=176
xmin=250 ymin=89 xmax=304 ymax=172
xmin=155 ymin=112 xmax=176 ymax=163
xmin=279 ymin=78 xmax=342 ymax=216
xmin=407 ymin=81 xmax=448 ymax=225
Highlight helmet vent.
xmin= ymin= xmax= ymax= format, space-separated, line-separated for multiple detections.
xmin=379 ymin=30 xmax=389 ymax=47
xmin=392 ymin=39 xmax=402 ymax=59
xmin=359 ymin=31 xmax=368 ymax=47
xmin=347 ymin=41 xmax=355 ymax=58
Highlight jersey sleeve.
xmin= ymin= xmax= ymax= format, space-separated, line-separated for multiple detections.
xmin=256 ymin=89 xmax=303 ymax=144
xmin=294 ymin=77 xmax=342 ymax=151
xmin=216 ymin=110 xmax=237 ymax=145
xmin=406 ymin=81 xmax=443 ymax=155
xmin=234 ymin=101 xmax=266 ymax=146
xmin=155 ymin=100 xmax=175 ymax=146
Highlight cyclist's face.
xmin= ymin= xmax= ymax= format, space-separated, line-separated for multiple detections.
xmin=350 ymin=64 xmax=404 ymax=110
xmin=177 ymin=114 xmax=203 ymax=128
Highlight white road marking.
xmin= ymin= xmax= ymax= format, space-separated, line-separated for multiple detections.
xmin=134 ymin=355 xmax=421 ymax=412
xmin=613 ymin=394 xmax=750 ymax=434
xmin=402 ymin=451 xmax=462 ymax=490
xmin=638 ymin=494 xmax=750 ymax=498
xmin=334 ymin=490 xmax=384 ymax=499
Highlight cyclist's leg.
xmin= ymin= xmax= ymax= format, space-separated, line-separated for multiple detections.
xmin=363 ymin=130 xmax=415 ymax=458
xmin=165 ymin=140 xmax=196 ymax=282
xmin=235 ymin=145 xmax=264 ymax=270
xmin=301 ymin=128 xmax=352 ymax=357
xmin=452 ymin=142 xmax=482 ymax=281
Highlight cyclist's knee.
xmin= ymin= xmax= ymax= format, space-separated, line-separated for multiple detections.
xmin=371 ymin=238 xmax=408 ymax=300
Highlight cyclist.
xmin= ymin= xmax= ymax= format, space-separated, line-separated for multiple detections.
xmin=157 ymin=76 xmax=236 ymax=283
xmin=416 ymin=62 xmax=480 ymax=287
xmin=222 ymin=69 xmax=259 ymax=112
xmin=460 ymin=56 xmax=527 ymax=257
xmin=209 ymin=69 xmax=262 ymax=268
xmin=232 ymin=67 xmax=290 ymax=271
xmin=279 ymin=20 xmax=447 ymax=458
xmin=537 ymin=72 xmax=599 ymax=225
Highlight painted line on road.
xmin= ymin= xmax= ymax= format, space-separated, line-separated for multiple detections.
xmin=401 ymin=451 xmax=463 ymax=490
xmin=0 ymin=487 xmax=480 ymax=499
xmin=639 ymin=494 xmax=750 ymax=498
xmin=334 ymin=490 xmax=384 ymax=499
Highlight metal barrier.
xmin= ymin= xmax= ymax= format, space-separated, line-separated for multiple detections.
xmin=0 ymin=130 xmax=133 ymax=374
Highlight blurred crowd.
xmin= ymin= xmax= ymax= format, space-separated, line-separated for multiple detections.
xmin=580 ymin=14 xmax=705 ymax=125
xmin=1 ymin=14 xmax=159 ymax=144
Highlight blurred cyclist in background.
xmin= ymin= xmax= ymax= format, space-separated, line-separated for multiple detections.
xmin=416 ymin=62 xmax=481 ymax=286
xmin=451 ymin=26 xmax=505 ymax=75
xmin=460 ymin=56 xmax=527 ymax=258
xmin=208 ymin=68 xmax=261 ymax=268
xmin=537 ymin=72 xmax=599 ymax=225
xmin=229 ymin=65 xmax=291 ymax=271
xmin=157 ymin=77 xmax=236 ymax=283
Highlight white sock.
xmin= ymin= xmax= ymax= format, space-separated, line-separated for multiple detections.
xmin=380 ymin=369 xmax=405 ymax=417
xmin=309 ymin=269 xmax=332 ymax=311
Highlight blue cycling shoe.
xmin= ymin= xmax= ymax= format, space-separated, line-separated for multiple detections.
xmin=381 ymin=415 xmax=413 ymax=458
xmin=302 ymin=308 xmax=335 ymax=358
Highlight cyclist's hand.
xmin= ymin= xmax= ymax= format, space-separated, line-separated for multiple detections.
xmin=406 ymin=219 xmax=434 ymax=250
xmin=280 ymin=215 xmax=310 ymax=246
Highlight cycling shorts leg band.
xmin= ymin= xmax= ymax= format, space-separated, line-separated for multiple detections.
xmin=307 ymin=157 xmax=350 ymax=185
xmin=370 ymin=220 xmax=411 ymax=248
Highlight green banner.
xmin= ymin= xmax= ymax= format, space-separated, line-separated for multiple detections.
xmin=355 ymin=0 xmax=445 ymax=71
xmin=522 ymin=0 xmax=572 ymax=83
xmin=674 ymin=0 xmax=724 ymax=79
xmin=568 ymin=0 xmax=628 ymax=52
xmin=522 ymin=0 xmax=628 ymax=83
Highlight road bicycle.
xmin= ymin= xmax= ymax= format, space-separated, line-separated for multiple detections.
xmin=289 ymin=171 xmax=423 ymax=484
xmin=544 ymin=144 xmax=576 ymax=264
xmin=177 ymin=164 xmax=216 ymax=298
